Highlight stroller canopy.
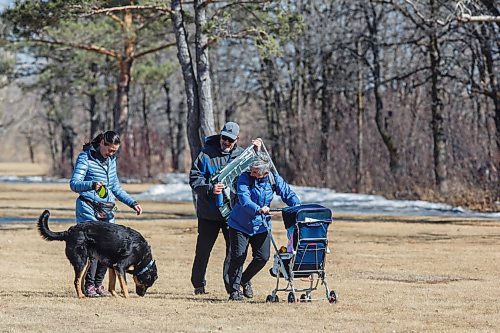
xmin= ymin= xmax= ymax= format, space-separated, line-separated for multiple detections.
xmin=281 ymin=204 xmax=332 ymax=229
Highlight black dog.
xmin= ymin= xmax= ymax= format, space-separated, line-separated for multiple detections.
xmin=37 ymin=210 xmax=158 ymax=298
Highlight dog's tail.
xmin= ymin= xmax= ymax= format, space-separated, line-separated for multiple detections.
xmin=37 ymin=210 xmax=68 ymax=241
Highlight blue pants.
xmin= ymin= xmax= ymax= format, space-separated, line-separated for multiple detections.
xmin=227 ymin=228 xmax=271 ymax=293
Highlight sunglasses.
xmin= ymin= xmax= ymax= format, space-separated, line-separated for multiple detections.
xmin=221 ymin=135 xmax=236 ymax=143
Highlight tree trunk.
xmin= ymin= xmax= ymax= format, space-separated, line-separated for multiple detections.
xmin=26 ymin=132 xmax=35 ymax=163
xmin=87 ymin=62 xmax=99 ymax=138
xmin=195 ymin=0 xmax=216 ymax=138
xmin=261 ymin=58 xmax=288 ymax=176
xmin=172 ymin=0 xmax=201 ymax=162
xmin=429 ymin=19 xmax=448 ymax=192
xmin=176 ymin=100 xmax=188 ymax=171
xmin=163 ymin=82 xmax=187 ymax=171
xmin=113 ymin=10 xmax=135 ymax=135
xmin=477 ymin=24 xmax=500 ymax=194
xmin=104 ymin=58 xmax=114 ymax=131
xmin=141 ymin=88 xmax=152 ymax=179
xmin=60 ymin=124 xmax=75 ymax=177
xmin=113 ymin=59 xmax=133 ymax=135
xmin=45 ymin=111 xmax=58 ymax=175
xmin=88 ymin=91 xmax=99 ymax=139
xmin=356 ymin=38 xmax=364 ymax=193
xmin=319 ymin=52 xmax=332 ymax=187
xmin=365 ymin=2 xmax=400 ymax=176
xmin=163 ymin=82 xmax=176 ymax=169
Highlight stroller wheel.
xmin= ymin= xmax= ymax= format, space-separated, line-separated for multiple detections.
xmin=328 ymin=290 xmax=337 ymax=304
xmin=287 ymin=292 xmax=296 ymax=303
xmin=300 ymin=294 xmax=311 ymax=303
xmin=266 ymin=294 xmax=279 ymax=303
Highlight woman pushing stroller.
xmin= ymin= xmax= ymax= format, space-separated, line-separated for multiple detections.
xmin=227 ymin=152 xmax=300 ymax=301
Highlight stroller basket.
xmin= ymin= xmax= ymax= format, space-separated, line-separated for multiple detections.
xmin=267 ymin=204 xmax=337 ymax=304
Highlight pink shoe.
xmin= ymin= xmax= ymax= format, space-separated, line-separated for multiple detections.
xmin=95 ymin=284 xmax=110 ymax=297
xmin=85 ymin=284 xmax=99 ymax=297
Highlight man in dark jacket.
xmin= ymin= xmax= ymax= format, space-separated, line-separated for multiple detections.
xmin=189 ymin=122 xmax=260 ymax=295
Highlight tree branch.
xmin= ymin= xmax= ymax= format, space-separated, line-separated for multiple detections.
xmin=30 ymin=38 xmax=119 ymax=58
xmin=133 ymin=41 xmax=177 ymax=59
xmin=108 ymin=13 xmax=125 ymax=29
xmin=457 ymin=14 xmax=500 ymax=23
xmin=82 ymin=5 xmax=174 ymax=16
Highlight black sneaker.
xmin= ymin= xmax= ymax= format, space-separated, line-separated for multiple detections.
xmin=194 ymin=286 xmax=207 ymax=295
xmin=228 ymin=291 xmax=243 ymax=301
xmin=242 ymin=282 xmax=253 ymax=298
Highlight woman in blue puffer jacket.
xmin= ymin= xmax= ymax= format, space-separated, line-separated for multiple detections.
xmin=227 ymin=152 xmax=300 ymax=301
xmin=69 ymin=130 xmax=142 ymax=297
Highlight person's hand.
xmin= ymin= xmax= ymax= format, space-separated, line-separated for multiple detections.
xmin=213 ymin=183 xmax=225 ymax=195
xmin=252 ymin=138 xmax=263 ymax=152
xmin=259 ymin=206 xmax=270 ymax=215
xmin=93 ymin=181 xmax=103 ymax=191
xmin=133 ymin=204 xmax=143 ymax=216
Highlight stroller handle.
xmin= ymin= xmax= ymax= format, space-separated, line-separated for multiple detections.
xmin=269 ymin=208 xmax=283 ymax=212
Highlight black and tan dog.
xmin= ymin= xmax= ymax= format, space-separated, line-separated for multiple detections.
xmin=37 ymin=210 xmax=158 ymax=298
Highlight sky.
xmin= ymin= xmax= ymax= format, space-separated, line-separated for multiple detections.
xmin=2 ymin=173 xmax=498 ymax=219
xmin=0 ymin=0 xmax=11 ymax=11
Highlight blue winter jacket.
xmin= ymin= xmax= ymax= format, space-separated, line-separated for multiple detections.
xmin=69 ymin=145 xmax=137 ymax=223
xmin=189 ymin=135 xmax=243 ymax=221
xmin=228 ymin=172 xmax=300 ymax=236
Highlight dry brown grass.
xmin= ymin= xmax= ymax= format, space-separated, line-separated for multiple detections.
xmin=0 ymin=170 xmax=499 ymax=332
xmin=0 ymin=163 xmax=49 ymax=176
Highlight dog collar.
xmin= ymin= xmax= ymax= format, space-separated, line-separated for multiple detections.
xmin=136 ymin=259 xmax=155 ymax=276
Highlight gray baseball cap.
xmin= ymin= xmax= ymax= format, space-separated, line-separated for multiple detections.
xmin=220 ymin=122 xmax=240 ymax=140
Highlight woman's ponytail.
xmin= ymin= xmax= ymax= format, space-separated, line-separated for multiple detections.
xmin=82 ymin=131 xmax=120 ymax=150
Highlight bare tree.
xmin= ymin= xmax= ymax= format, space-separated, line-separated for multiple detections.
xmin=171 ymin=0 xmax=203 ymax=161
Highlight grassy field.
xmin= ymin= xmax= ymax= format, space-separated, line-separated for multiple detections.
xmin=0 ymin=163 xmax=499 ymax=332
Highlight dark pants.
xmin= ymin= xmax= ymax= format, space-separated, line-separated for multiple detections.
xmin=85 ymin=257 xmax=107 ymax=287
xmin=78 ymin=218 xmax=109 ymax=288
xmin=191 ymin=218 xmax=231 ymax=293
xmin=227 ymin=227 xmax=271 ymax=293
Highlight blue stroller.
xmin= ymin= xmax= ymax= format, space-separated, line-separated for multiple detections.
xmin=266 ymin=204 xmax=337 ymax=303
